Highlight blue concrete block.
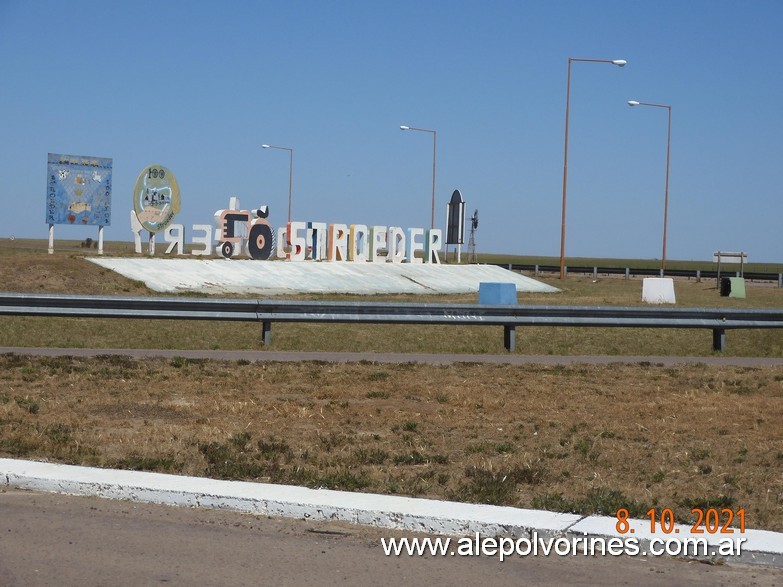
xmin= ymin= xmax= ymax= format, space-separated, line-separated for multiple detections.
xmin=478 ymin=282 xmax=517 ymax=305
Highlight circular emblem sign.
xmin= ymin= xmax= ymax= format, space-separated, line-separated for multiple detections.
xmin=133 ymin=164 xmax=181 ymax=233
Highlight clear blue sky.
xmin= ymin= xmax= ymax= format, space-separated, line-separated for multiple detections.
xmin=1 ymin=0 xmax=781 ymax=261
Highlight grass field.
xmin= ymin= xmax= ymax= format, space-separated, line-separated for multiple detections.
xmin=1 ymin=239 xmax=782 ymax=531
xmin=6 ymin=237 xmax=782 ymax=272
xmin=1 ymin=239 xmax=782 ymax=357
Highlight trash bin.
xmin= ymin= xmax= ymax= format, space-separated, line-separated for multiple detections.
xmin=720 ymin=277 xmax=731 ymax=297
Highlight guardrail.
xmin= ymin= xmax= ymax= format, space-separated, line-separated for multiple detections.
xmin=497 ymin=264 xmax=783 ymax=286
xmin=3 ymin=292 xmax=783 ymax=353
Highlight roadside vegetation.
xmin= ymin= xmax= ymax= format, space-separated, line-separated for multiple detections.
xmin=1 ymin=239 xmax=781 ymax=531
xmin=1 ymin=354 xmax=781 ymax=531
xmin=1 ymin=239 xmax=782 ymax=357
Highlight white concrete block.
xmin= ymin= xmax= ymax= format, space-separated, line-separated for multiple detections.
xmin=642 ymin=277 xmax=676 ymax=304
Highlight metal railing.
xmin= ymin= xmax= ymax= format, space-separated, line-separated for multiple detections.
xmin=3 ymin=292 xmax=783 ymax=353
xmin=497 ymin=263 xmax=783 ymax=286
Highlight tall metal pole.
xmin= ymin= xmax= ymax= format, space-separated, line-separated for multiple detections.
xmin=261 ymin=144 xmax=294 ymax=225
xmin=560 ymin=59 xmax=573 ymax=280
xmin=400 ymin=125 xmax=437 ymax=229
xmin=628 ymin=101 xmax=672 ymax=271
xmin=559 ymin=58 xmax=627 ymax=279
xmin=662 ymin=106 xmax=671 ymax=272
xmin=287 ymin=148 xmax=294 ymax=226
xmin=431 ymin=129 xmax=437 ymax=230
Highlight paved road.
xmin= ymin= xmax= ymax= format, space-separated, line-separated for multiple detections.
xmin=1 ymin=490 xmax=781 ymax=587
xmin=2 ymin=346 xmax=783 ymax=366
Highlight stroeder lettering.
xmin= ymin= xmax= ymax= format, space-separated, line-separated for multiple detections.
xmin=277 ymin=221 xmax=441 ymax=264
xmin=135 ymin=194 xmax=443 ymax=263
xmin=159 ymin=216 xmax=441 ymax=263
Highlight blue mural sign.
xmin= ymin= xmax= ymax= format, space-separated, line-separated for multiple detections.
xmin=46 ymin=153 xmax=112 ymax=226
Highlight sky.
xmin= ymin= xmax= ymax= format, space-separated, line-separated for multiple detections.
xmin=1 ymin=0 xmax=781 ymax=261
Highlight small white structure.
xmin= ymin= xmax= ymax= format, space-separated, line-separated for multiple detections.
xmin=642 ymin=277 xmax=676 ymax=304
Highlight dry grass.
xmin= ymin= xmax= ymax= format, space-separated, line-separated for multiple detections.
xmin=1 ymin=354 xmax=781 ymax=531
xmin=1 ymin=240 xmax=782 ymax=531
xmin=1 ymin=241 xmax=783 ymax=357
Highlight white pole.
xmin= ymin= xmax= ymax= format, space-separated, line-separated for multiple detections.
xmin=48 ymin=224 xmax=55 ymax=254
xmin=444 ymin=203 xmax=450 ymax=262
xmin=98 ymin=226 xmax=104 ymax=255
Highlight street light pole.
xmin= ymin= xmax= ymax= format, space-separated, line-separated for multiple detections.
xmin=560 ymin=58 xmax=627 ymax=279
xmin=400 ymin=125 xmax=437 ymax=230
xmin=628 ymin=100 xmax=672 ymax=272
xmin=261 ymin=144 xmax=294 ymax=225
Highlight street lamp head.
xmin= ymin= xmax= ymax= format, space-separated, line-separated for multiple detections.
xmin=261 ymin=144 xmax=270 ymax=148
xmin=399 ymin=125 xmax=410 ymax=130
xmin=612 ymin=59 xmax=627 ymax=67
xmin=627 ymin=100 xmax=640 ymax=107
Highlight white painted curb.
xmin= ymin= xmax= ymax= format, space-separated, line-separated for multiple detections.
xmin=2 ymin=458 xmax=781 ymax=566
xmin=0 ymin=458 xmax=576 ymax=537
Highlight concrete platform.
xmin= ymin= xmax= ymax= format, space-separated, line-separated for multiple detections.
xmin=88 ymin=258 xmax=560 ymax=296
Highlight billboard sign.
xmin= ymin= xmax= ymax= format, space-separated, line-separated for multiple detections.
xmin=46 ymin=153 xmax=112 ymax=226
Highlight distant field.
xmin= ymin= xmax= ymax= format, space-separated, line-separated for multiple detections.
xmin=4 ymin=237 xmax=780 ymax=273
xmin=1 ymin=238 xmax=782 ymax=357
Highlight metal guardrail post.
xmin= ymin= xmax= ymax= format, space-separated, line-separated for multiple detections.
xmin=779 ymin=274 xmax=782 ymax=288
xmin=712 ymin=329 xmax=726 ymax=352
xmin=504 ymin=325 xmax=516 ymax=352
xmin=6 ymin=293 xmax=783 ymax=354
xmin=593 ymin=267 xmax=598 ymax=279
xmin=625 ymin=268 xmax=629 ymax=280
